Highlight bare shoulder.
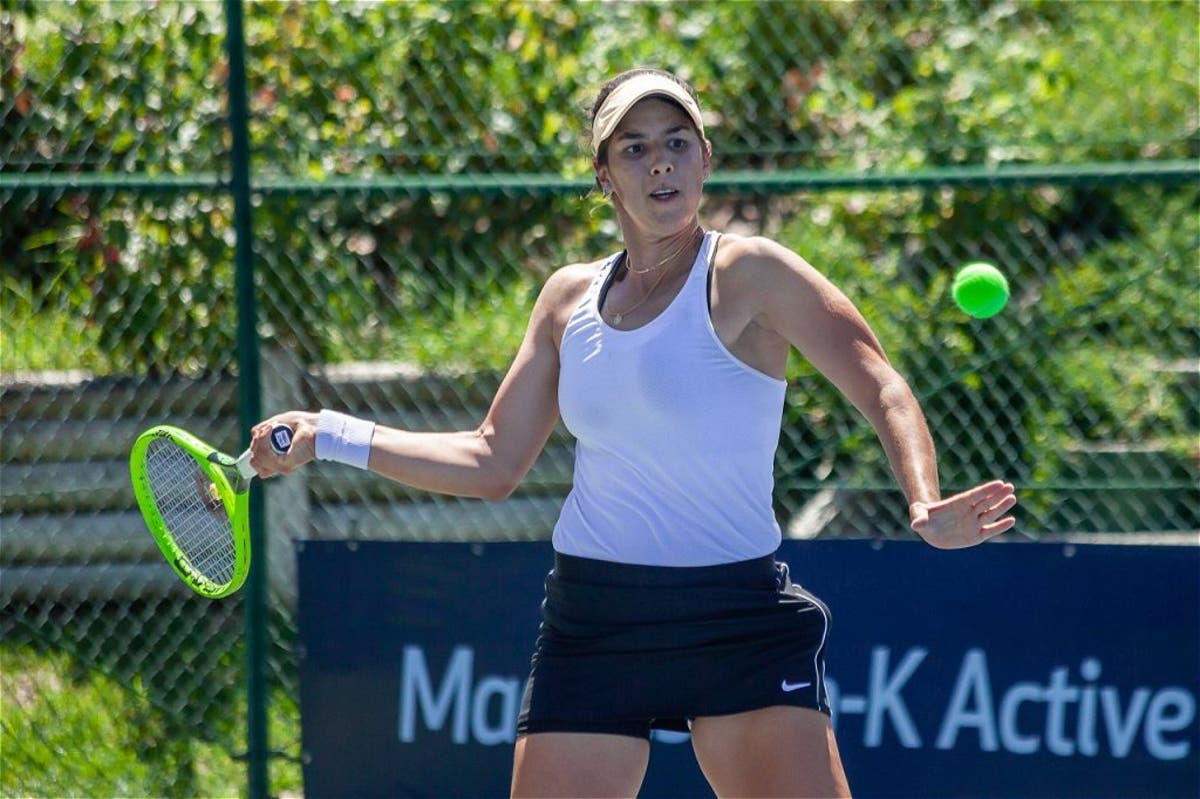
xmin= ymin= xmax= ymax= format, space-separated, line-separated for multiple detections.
xmin=716 ymin=233 xmax=818 ymax=279
xmin=713 ymin=233 xmax=834 ymax=313
xmin=533 ymin=258 xmax=606 ymax=343
xmin=712 ymin=232 xmax=870 ymax=348
xmin=543 ymin=259 xmax=603 ymax=297
xmin=538 ymin=259 xmax=602 ymax=314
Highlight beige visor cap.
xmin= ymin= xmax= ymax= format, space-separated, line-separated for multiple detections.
xmin=591 ymin=73 xmax=705 ymax=157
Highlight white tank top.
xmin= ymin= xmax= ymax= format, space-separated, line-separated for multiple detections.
xmin=553 ymin=231 xmax=787 ymax=566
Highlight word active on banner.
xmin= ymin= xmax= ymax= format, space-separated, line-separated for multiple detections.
xmin=826 ymin=646 xmax=1194 ymax=760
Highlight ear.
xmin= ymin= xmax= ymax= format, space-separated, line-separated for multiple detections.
xmin=593 ymin=159 xmax=612 ymax=195
xmin=702 ymin=139 xmax=712 ymax=181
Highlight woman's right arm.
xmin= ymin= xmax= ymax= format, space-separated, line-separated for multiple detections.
xmin=249 ymin=266 xmax=585 ymax=500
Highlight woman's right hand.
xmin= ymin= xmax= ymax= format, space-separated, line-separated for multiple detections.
xmin=249 ymin=411 xmax=319 ymax=477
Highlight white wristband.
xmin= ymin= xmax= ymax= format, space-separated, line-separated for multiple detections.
xmin=315 ymin=409 xmax=376 ymax=470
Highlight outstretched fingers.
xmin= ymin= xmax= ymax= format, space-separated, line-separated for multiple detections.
xmin=964 ymin=480 xmax=1015 ymax=508
xmin=980 ymin=513 xmax=1017 ymax=538
xmin=910 ymin=479 xmax=1020 ymax=548
xmin=979 ymin=492 xmax=1018 ymax=522
xmin=975 ymin=482 xmax=1018 ymax=538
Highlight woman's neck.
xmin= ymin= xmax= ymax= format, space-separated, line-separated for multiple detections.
xmin=618 ymin=221 xmax=705 ymax=281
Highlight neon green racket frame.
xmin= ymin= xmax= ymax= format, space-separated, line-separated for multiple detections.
xmin=130 ymin=425 xmax=253 ymax=598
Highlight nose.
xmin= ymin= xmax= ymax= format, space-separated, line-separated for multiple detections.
xmin=650 ymin=158 xmax=673 ymax=176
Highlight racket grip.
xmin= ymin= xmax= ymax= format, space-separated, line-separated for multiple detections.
xmin=269 ymin=424 xmax=294 ymax=455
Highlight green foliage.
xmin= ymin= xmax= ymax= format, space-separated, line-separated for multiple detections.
xmin=2 ymin=645 xmax=204 ymax=797
xmin=4 ymin=0 xmax=1197 ymax=372
xmin=813 ymin=0 xmax=1198 ymax=168
xmin=2 ymin=272 xmax=102 ymax=373
xmin=3 ymin=0 xmax=1197 ymax=519
xmin=769 ymin=180 xmax=1199 ymax=527
xmin=0 ymin=600 xmax=304 ymax=798
xmin=1 ymin=0 xmax=1195 ymax=522
xmin=1 ymin=643 xmax=304 ymax=798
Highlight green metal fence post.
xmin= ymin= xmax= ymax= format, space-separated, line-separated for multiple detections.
xmin=222 ymin=0 xmax=270 ymax=797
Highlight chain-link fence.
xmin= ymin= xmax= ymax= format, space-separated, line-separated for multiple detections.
xmin=3 ymin=1 xmax=1197 ymax=796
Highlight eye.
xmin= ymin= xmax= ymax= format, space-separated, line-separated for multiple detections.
xmin=623 ymin=143 xmax=644 ymax=157
xmin=669 ymin=138 xmax=689 ymax=150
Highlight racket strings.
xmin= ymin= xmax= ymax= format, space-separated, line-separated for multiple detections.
xmin=144 ymin=438 xmax=236 ymax=585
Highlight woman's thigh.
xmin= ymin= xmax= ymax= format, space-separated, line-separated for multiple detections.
xmin=511 ymin=732 xmax=650 ymax=798
xmin=690 ymin=706 xmax=851 ymax=798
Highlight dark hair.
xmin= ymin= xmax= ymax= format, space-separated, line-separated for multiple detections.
xmin=588 ymin=68 xmax=702 ymax=167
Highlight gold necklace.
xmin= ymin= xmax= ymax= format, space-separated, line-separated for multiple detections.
xmin=625 ymin=226 xmax=703 ymax=275
xmin=606 ymin=258 xmax=676 ymax=326
xmin=605 ymin=228 xmax=704 ymax=325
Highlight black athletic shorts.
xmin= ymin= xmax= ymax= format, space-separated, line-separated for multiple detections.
xmin=516 ymin=552 xmax=832 ymax=740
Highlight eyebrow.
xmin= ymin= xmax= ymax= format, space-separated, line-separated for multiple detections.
xmin=615 ymin=125 xmax=690 ymax=141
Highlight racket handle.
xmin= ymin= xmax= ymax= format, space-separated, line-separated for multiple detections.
xmin=269 ymin=424 xmax=294 ymax=455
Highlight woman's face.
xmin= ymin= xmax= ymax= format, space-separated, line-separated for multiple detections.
xmin=596 ymin=98 xmax=710 ymax=235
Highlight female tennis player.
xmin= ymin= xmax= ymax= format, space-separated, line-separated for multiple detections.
xmin=250 ymin=68 xmax=1017 ymax=798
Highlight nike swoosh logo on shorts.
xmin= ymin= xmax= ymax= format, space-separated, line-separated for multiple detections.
xmin=781 ymin=679 xmax=812 ymax=692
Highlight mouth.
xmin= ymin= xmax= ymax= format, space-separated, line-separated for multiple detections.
xmin=649 ymin=188 xmax=680 ymax=202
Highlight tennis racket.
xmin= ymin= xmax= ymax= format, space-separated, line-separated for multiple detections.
xmin=129 ymin=423 xmax=293 ymax=598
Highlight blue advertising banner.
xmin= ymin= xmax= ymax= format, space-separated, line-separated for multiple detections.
xmin=298 ymin=540 xmax=1199 ymax=798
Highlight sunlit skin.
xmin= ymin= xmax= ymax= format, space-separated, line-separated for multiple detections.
xmin=592 ymin=99 xmax=711 ymax=323
xmin=597 ymin=98 xmax=710 ymax=241
xmin=248 ymin=89 xmax=1017 ymax=799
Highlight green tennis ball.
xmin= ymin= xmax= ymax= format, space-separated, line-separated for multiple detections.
xmin=952 ymin=262 xmax=1009 ymax=319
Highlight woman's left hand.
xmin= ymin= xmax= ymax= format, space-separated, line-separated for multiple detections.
xmin=909 ymin=480 xmax=1018 ymax=549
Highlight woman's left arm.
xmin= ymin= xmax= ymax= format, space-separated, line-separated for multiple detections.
xmin=743 ymin=237 xmax=1017 ymax=549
